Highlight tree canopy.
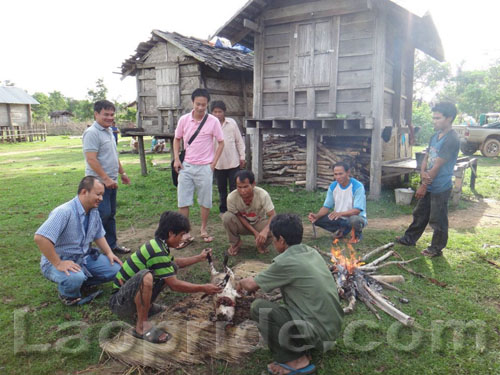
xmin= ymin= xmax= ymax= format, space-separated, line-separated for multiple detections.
xmin=30 ymin=78 xmax=136 ymax=123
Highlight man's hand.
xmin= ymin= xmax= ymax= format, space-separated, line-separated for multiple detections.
xmin=203 ymin=283 xmax=222 ymax=295
xmin=328 ymin=211 xmax=343 ymax=221
xmin=173 ymin=159 xmax=183 ymax=173
xmin=199 ymin=248 xmax=213 ymax=261
xmin=308 ymin=212 xmax=317 ymax=223
xmin=255 ymin=231 xmax=267 ymax=247
xmin=421 ymin=171 xmax=432 ymax=185
xmin=56 ymin=260 xmax=81 ymax=276
xmin=415 ymin=184 xmax=427 ymax=199
xmin=210 ymin=162 xmax=216 ymax=171
xmin=121 ymin=174 xmax=131 ymax=185
xmin=239 ymin=159 xmax=246 ymax=168
xmin=103 ymin=176 xmax=118 ymax=189
xmin=107 ymin=253 xmax=123 ymax=266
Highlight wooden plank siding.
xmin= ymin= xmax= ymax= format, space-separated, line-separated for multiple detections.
xmin=335 ymin=11 xmax=374 ymax=117
xmin=262 ymin=23 xmax=291 ymax=117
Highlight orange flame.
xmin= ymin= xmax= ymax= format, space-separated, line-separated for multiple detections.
xmin=330 ymin=230 xmax=363 ymax=274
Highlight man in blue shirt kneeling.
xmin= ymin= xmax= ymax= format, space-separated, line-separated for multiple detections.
xmin=34 ymin=176 xmax=122 ymax=305
xmin=308 ymin=161 xmax=367 ymax=242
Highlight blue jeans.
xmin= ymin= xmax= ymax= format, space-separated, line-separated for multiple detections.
xmin=99 ymin=187 xmax=117 ymax=249
xmin=314 ymin=215 xmax=366 ymax=237
xmin=43 ymin=254 xmax=121 ymax=298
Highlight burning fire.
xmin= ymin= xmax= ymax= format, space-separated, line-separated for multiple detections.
xmin=330 ymin=230 xmax=364 ymax=274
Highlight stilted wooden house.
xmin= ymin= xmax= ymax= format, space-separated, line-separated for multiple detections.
xmin=49 ymin=110 xmax=74 ymax=126
xmin=0 ymin=86 xmax=43 ymax=142
xmin=120 ymin=30 xmax=253 ymax=134
xmin=214 ymin=0 xmax=443 ymax=197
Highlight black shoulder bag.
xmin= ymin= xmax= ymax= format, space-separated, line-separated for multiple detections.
xmin=171 ymin=114 xmax=208 ymax=186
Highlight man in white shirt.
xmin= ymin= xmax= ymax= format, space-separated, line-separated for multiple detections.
xmin=211 ymin=100 xmax=246 ymax=214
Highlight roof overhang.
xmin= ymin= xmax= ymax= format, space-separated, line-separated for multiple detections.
xmin=213 ymin=0 xmax=444 ymax=61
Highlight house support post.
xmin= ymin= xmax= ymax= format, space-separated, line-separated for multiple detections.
xmin=249 ymin=127 xmax=263 ymax=183
xmin=306 ymin=127 xmax=318 ymax=191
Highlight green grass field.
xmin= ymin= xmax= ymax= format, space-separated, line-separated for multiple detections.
xmin=1 ymin=137 xmax=499 ymax=375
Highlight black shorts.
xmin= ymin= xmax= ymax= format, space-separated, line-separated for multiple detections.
xmin=109 ymin=269 xmax=165 ymax=320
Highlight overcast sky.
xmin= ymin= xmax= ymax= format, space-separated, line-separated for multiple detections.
xmin=2 ymin=0 xmax=499 ymax=102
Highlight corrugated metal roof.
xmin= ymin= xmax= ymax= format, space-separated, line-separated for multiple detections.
xmin=0 ymin=86 xmax=39 ymax=105
xmin=121 ymin=30 xmax=253 ymax=77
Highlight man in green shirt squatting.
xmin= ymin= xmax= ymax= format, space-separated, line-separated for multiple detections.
xmin=237 ymin=214 xmax=344 ymax=374
xmin=109 ymin=211 xmax=221 ymax=344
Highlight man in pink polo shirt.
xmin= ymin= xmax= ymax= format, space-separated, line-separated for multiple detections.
xmin=173 ymin=89 xmax=224 ymax=247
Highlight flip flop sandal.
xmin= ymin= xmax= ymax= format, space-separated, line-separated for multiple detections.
xmin=421 ymin=249 xmax=442 ymax=257
xmin=77 ymin=290 xmax=103 ymax=305
xmin=395 ymin=236 xmax=416 ymax=246
xmin=113 ymin=245 xmax=131 ymax=254
xmin=268 ymin=362 xmax=316 ymax=374
xmin=58 ymin=293 xmax=81 ymax=306
xmin=131 ymin=326 xmax=171 ymax=344
xmin=175 ymin=236 xmax=194 ymax=249
xmin=201 ymin=233 xmax=214 ymax=243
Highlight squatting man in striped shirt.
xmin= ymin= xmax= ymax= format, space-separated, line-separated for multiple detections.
xmin=109 ymin=211 xmax=221 ymax=344
xmin=34 ymin=176 xmax=123 ymax=306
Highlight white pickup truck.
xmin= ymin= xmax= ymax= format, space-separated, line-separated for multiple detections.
xmin=454 ymin=121 xmax=500 ymax=157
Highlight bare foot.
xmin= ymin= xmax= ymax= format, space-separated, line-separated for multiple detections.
xmin=227 ymin=239 xmax=242 ymax=256
xmin=201 ymin=232 xmax=214 ymax=243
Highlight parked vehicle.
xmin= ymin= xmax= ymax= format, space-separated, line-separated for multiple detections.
xmin=459 ymin=121 xmax=500 ymax=157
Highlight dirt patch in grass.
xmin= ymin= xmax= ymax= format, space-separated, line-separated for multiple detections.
xmin=120 ymin=200 xmax=500 ymax=249
xmin=365 ymin=199 xmax=500 ymax=231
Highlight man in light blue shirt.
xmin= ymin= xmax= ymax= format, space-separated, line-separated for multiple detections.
xmin=35 ymin=176 xmax=122 ymax=305
xmin=308 ymin=162 xmax=367 ymax=242
xmin=83 ymin=100 xmax=131 ymax=254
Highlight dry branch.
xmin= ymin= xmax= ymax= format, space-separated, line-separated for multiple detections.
xmin=361 ymin=243 xmax=394 ymax=262
xmin=363 ymin=285 xmax=415 ymax=326
xmin=360 ymin=251 xmax=395 ymax=268
xmin=360 ymin=258 xmax=419 ymax=272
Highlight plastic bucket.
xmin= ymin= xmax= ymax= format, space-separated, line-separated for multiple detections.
xmin=395 ymin=188 xmax=414 ymax=205
xmin=415 ymin=152 xmax=426 ymax=169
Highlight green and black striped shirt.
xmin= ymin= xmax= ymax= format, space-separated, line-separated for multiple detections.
xmin=113 ymin=238 xmax=176 ymax=289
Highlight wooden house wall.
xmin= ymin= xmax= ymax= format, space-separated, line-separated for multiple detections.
xmin=0 ymin=104 xmax=29 ymax=127
xmin=255 ymin=0 xmax=373 ymax=120
xmin=135 ymin=42 xmax=252 ymax=133
xmin=381 ymin=16 xmax=415 ymax=161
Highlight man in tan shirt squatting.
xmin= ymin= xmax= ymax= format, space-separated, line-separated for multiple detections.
xmin=222 ymin=170 xmax=276 ymax=255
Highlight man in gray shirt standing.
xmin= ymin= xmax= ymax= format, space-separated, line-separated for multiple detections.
xmin=82 ymin=100 xmax=131 ymax=254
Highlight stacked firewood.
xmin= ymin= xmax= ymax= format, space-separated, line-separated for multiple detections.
xmin=262 ymin=135 xmax=307 ymax=185
xmin=262 ymin=135 xmax=370 ymax=188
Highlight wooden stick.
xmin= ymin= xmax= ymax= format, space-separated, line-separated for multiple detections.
xmin=361 ymin=243 xmax=394 ymax=262
xmin=370 ymin=275 xmax=405 ymax=284
xmin=360 ymin=258 xmax=419 ymax=272
xmin=353 ymin=276 xmax=381 ymax=320
xmin=313 ymin=246 xmax=331 ymax=260
xmin=343 ymin=293 xmax=357 ymax=314
xmin=366 ymin=276 xmax=403 ymax=292
xmin=360 ymin=251 xmax=394 ymax=268
xmin=363 ymin=285 xmax=414 ymax=326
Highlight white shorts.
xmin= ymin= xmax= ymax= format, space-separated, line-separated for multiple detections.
xmin=177 ymin=162 xmax=213 ymax=208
